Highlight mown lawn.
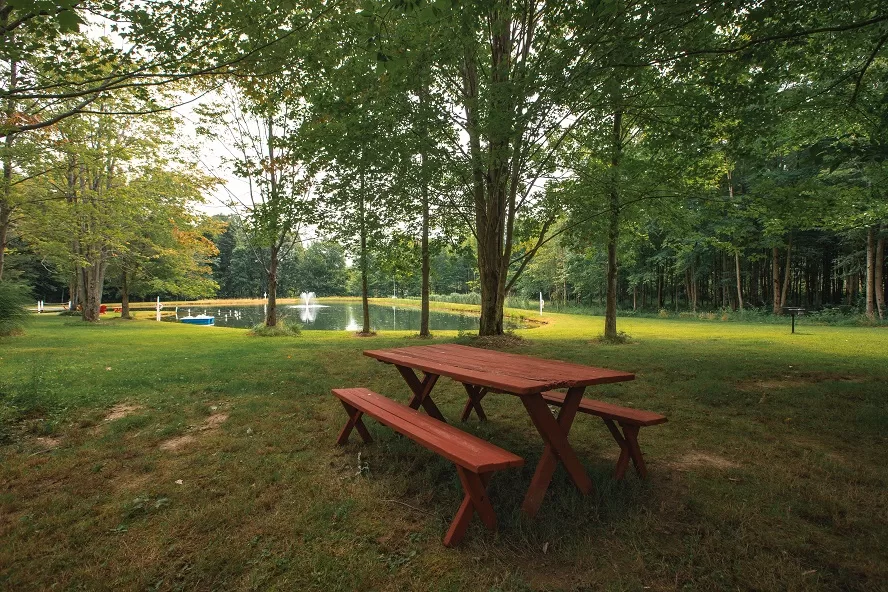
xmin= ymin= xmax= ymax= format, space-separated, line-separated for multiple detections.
xmin=1 ymin=306 xmax=886 ymax=591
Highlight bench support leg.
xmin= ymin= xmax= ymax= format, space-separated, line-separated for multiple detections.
xmin=337 ymin=401 xmax=373 ymax=445
xmin=460 ymin=385 xmax=488 ymax=422
xmin=444 ymin=469 xmax=494 ymax=547
xmin=521 ymin=387 xmax=593 ymax=518
xmin=603 ymin=419 xmax=647 ymax=479
xmin=396 ymin=366 xmax=445 ymax=422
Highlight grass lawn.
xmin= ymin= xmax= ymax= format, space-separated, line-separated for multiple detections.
xmin=1 ymin=305 xmax=886 ymax=591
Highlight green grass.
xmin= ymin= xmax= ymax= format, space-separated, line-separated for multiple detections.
xmin=0 ymin=306 xmax=886 ymax=591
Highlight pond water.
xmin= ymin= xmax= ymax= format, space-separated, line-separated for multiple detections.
xmin=168 ymin=302 xmax=528 ymax=331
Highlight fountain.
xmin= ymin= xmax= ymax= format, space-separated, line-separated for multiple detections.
xmin=289 ymin=291 xmax=329 ymax=324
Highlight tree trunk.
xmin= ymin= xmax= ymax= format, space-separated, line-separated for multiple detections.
xmin=0 ymin=204 xmax=8 ymax=280
xmin=780 ymin=234 xmax=793 ymax=308
xmin=866 ymin=225 xmax=876 ymax=320
xmin=0 ymin=52 xmax=16 ymax=281
xmin=69 ymin=265 xmax=84 ymax=311
xmin=359 ymin=168 xmax=371 ymax=334
xmin=821 ymin=244 xmax=832 ymax=306
xmin=735 ymin=251 xmax=744 ymax=310
xmin=772 ymin=247 xmax=781 ymax=314
xmin=264 ymin=114 xmax=279 ymax=329
xmin=657 ymin=265 xmax=663 ymax=308
xmin=462 ymin=26 xmax=503 ymax=337
xmin=120 ymin=270 xmax=131 ymax=319
xmin=80 ymin=259 xmax=107 ymax=322
xmin=266 ymin=245 xmax=279 ymax=327
xmin=419 ymin=72 xmax=431 ymax=337
xmin=876 ymin=230 xmax=885 ymax=320
xmin=604 ymin=106 xmax=623 ymax=340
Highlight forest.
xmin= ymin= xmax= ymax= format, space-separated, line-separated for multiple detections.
xmin=2 ymin=0 xmax=886 ymax=336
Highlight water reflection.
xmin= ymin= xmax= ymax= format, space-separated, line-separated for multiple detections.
xmin=165 ymin=302 xmax=527 ymax=331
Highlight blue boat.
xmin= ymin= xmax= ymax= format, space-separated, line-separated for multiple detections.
xmin=180 ymin=314 xmax=215 ymax=326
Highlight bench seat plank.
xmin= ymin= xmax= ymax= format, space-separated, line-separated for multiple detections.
xmin=334 ymin=388 xmax=523 ymax=473
xmin=540 ymin=391 xmax=667 ymax=426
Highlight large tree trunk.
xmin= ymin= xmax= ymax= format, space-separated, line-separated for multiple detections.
xmin=419 ymin=73 xmax=431 ymax=337
xmin=80 ymin=258 xmax=107 ymax=322
xmin=266 ymin=245 xmax=279 ymax=327
xmin=866 ymin=225 xmax=876 ymax=320
xmin=876 ymin=229 xmax=885 ymax=320
xmin=120 ymin=270 xmax=131 ymax=319
xmin=462 ymin=7 xmax=528 ymax=336
xmin=604 ymin=106 xmax=623 ymax=340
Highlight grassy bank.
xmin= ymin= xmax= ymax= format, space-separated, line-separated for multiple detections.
xmin=1 ymin=312 xmax=886 ymax=591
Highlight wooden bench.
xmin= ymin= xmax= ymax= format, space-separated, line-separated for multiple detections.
xmin=540 ymin=391 xmax=666 ymax=480
xmin=332 ymin=387 xmax=524 ymax=547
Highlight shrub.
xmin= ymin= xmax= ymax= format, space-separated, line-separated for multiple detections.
xmin=0 ymin=281 xmax=32 ymax=336
xmin=429 ymin=292 xmax=482 ymax=306
xmin=248 ymin=320 xmax=301 ymax=337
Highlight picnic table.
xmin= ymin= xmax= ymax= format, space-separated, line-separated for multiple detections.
xmin=363 ymin=343 xmax=636 ymax=517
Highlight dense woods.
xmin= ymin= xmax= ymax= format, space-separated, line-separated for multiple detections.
xmin=2 ymin=0 xmax=886 ymax=334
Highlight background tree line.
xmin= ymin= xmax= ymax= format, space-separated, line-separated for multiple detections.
xmin=1 ymin=0 xmax=886 ymax=335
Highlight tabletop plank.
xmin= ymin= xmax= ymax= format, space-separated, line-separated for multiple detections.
xmin=406 ymin=344 xmax=632 ymax=383
xmin=364 ymin=349 xmax=550 ymax=394
xmin=364 ymin=344 xmax=634 ymax=395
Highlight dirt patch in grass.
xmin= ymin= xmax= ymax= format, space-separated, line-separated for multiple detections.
xmin=159 ymin=410 xmax=229 ymax=452
xmin=200 ymin=412 xmax=228 ymax=431
xmin=103 ymin=403 xmax=145 ymax=422
xmin=34 ymin=436 xmax=61 ymax=450
xmin=159 ymin=434 xmax=196 ymax=451
xmin=671 ymin=451 xmax=739 ymax=471
xmin=737 ymin=372 xmax=867 ymax=391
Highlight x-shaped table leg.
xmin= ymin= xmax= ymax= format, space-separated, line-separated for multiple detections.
xmin=395 ymin=365 xmax=445 ymax=422
xmin=460 ymin=384 xmax=488 ymax=422
xmin=603 ymin=418 xmax=647 ymax=479
xmin=336 ymin=400 xmax=373 ymax=445
xmin=443 ymin=469 xmax=495 ymax=547
xmin=521 ymin=386 xmax=594 ymax=517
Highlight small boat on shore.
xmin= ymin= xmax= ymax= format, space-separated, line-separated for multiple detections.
xmin=180 ymin=314 xmax=215 ymax=326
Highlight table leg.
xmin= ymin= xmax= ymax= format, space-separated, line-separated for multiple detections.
xmin=460 ymin=384 xmax=488 ymax=422
xmin=444 ymin=470 xmax=494 ymax=547
xmin=602 ymin=418 xmax=630 ymax=479
xmin=603 ymin=419 xmax=647 ymax=479
xmin=521 ymin=387 xmax=594 ymax=517
xmin=336 ymin=400 xmax=373 ymax=445
xmin=395 ymin=365 xmax=445 ymax=422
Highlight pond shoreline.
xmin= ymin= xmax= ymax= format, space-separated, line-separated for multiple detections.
xmin=91 ymin=297 xmax=547 ymax=327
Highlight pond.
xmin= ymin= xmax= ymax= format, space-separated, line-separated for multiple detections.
xmin=167 ymin=302 xmax=529 ymax=331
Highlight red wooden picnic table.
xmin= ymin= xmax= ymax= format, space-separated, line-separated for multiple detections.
xmin=363 ymin=343 xmax=635 ymax=517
